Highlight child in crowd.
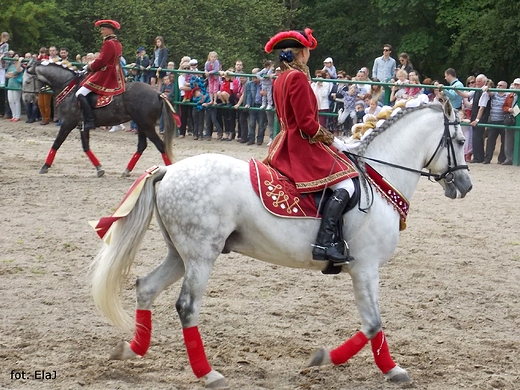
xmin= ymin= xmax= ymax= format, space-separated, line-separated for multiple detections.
xmin=459 ymin=109 xmax=473 ymax=162
xmin=217 ymin=71 xmax=233 ymax=105
xmin=204 ymin=51 xmax=221 ymax=105
xmin=338 ymin=84 xmax=358 ymax=135
xmin=365 ymin=99 xmax=382 ymax=116
xmin=355 ymin=102 xmax=365 ymax=123
xmin=256 ymin=60 xmax=274 ymax=109
xmin=403 ymin=75 xmax=421 ymax=99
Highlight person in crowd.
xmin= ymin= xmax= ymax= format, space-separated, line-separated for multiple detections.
xmin=149 ymin=36 xmax=168 ymax=90
xmin=311 ymin=69 xmax=332 ymax=128
xmin=244 ymin=67 xmax=266 ymax=145
xmin=75 ymin=19 xmax=125 ymax=131
xmin=389 ymin=69 xmax=408 ymax=104
xmin=0 ymin=32 xmax=10 ymax=118
xmin=48 ymin=46 xmax=59 ymax=60
xmin=189 ymin=62 xmax=206 ymax=140
xmin=354 ymin=69 xmax=371 ymax=101
xmin=5 ymin=55 xmax=23 ymax=122
xmin=219 ymin=68 xmax=237 ymax=141
xmin=369 ymin=79 xmax=385 ymax=106
xmin=403 ymin=74 xmax=421 ymax=99
xmin=436 ymin=68 xmax=466 ymax=110
xmin=217 ymin=70 xmax=233 ymax=105
xmin=365 ymin=98 xmax=382 ymax=116
xmin=135 ymin=46 xmax=150 ymax=84
xmin=264 ymin=28 xmax=358 ymax=265
xmin=0 ymin=32 xmax=10 ymax=88
xmin=36 ymin=47 xmax=52 ymax=125
xmin=372 ymin=44 xmax=396 ymax=82
xmin=204 ymin=51 xmax=221 ymax=105
xmin=468 ymin=74 xmax=491 ymax=163
xmin=21 ymin=54 xmax=39 ymax=123
xmin=158 ymin=74 xmax=175 ymax=134
xmin=322 ymin=57 xmax=337 ymax=79
xmin=177 ymin=59 xmax=193 ymax=138
xmin=501 ymin=78 xmax=520 ymax=165
xmin=59 ymin=47 xmax=69 ymax=61
xmin=396 ymin=52 xmax=413 ymax=74
xmin=233 ymin=74 xmax=249 ymax=143
xmin=328 ymin=70 xmax=347 ymax=135
xmin=482 ymin=80 xmax=508 ymax=164
xmin=256 ymin=59 xmax=274 ymax=109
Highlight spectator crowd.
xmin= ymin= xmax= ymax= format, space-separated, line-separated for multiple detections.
xmin=0 ymin=33 xmax=518 ymax=163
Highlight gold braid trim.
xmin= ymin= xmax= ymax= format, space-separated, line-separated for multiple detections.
xmin=309 ymin=125 xmax=334 ymax=145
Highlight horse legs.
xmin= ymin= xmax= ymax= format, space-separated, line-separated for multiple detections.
xmin=144 ymin=127 xmax=172 ymax=165
xmin=39 ymin=123 xmax=76 ymax=174
xmin=176 ymin=258 xmax=227 ymax=388
xmin=307 ymin=266 xmax=411 ymax=383
xmin=110 ymin=245 xmax=185 ymax=360
xmin=121 ymin=132 xmax=148 ymax=177
xmin=79 ymin=128 xmax=104 ymax=177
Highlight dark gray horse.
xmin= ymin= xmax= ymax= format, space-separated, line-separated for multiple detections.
xmin=26 ymin=60 xmax=177 ymax=177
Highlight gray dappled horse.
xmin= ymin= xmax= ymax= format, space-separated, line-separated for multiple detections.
xmin=26 ymin=60 xmax=176 ymax=177
xmin=91 ymin=102 xmax=472 ymax=387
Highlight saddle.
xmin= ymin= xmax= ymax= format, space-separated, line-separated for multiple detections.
xmin=249 ymin=159 xmax=359 ymax=219
xmin=87 ymin=93 xmax=113 ymax=109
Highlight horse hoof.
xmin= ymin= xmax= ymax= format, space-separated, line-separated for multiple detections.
xmin=121 ymin=169 xmax=131 ymax=178
xmin=109 ymin=341 xmax=138 ymax=361
xmin=385 ymin=366 xmax=412 ymax=383
xmin=96 ymin=167 xmax=105 ymax=178
xmin=306 ymin=347 xmax=331 ymax=367
xmin=39 ymin=165 xmax=49 ymax=174
xmin=204 ymin=370 xmax=228 ymax=388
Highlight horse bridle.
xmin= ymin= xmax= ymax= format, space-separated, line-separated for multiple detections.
xmin=344 ymin=115 xmax=469 ymax=183
xmin=26 ymin=59 xmax=83 ymax=94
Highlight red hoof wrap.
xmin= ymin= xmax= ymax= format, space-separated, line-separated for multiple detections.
xmin=127 ymin=152 xmax=142 ymax=172
xmin=371 ymin=331 xmax=396 ymax=374
xmin=86 ymin=150 xmax=100 ymax=167
xmin=129 ymin=309 xmax=152 ymax=356
xmin=162 ymin=153 xmax=172 ymax=166
xmin=330 ymin=331 xmax=369 ymax=365
xmin=45 ymin=148 xmax=57 ymax=166
xmin=183 ymin=326 xmax=212 ymax=378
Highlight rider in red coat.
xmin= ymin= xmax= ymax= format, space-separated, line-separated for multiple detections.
xmin=264 ymin=28 xmax=358 ymax=266
xmin=75 ymin=19 xmax=125 ymax=131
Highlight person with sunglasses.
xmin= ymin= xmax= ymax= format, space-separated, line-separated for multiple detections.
xmin=372 ymin=44 xmax=396 ymax=83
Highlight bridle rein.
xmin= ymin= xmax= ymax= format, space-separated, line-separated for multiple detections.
xmin=345 ymin=115 xmax=469 ymax=183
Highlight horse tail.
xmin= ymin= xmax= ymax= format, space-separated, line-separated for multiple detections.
xmin=161 ymin=97 xmax=176 ymax=162
xmin=90 ymin=167 xmax=168 ymax=331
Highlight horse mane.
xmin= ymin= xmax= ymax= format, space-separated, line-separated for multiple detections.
xmin=40 ymin=58 xmax=79 ymax=73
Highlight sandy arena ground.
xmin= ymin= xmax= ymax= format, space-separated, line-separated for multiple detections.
xmin=0 ymin=120 xmax=519 ymax=390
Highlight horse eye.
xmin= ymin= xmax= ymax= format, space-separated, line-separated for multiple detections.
xmin=458 ymin=140 xmax=465 ymax=146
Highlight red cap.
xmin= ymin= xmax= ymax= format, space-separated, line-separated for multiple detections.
xmin=94 ymin=19 xmax=120 ymax=30
xmin=265 ymin=28 xmax=317 ymax=53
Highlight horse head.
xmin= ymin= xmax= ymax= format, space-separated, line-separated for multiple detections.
xmin=30 ymin=60 xmax=78 ymax=92
xmin=25 ymin=58 xmax=38 ymax=75
xmin=425 ymin=100 xmax=473 ymax=199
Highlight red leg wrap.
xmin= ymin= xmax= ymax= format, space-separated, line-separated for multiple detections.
xmin=162 ymin=153 xmax=172 ymax=166
xmin=183 ymin=326 xmax=212 ymax=378
xmin=127 ymin=152 xmax=142 ymax=172
xmin=330 ymin=331 xmax=369 ymax=366
xmin=45 ymin=148 xmax=57 ymax=166
xmin=85 ymin=150 xmax=100 ymax=167
xmin=129 ymin=309 xmax=152 ymax=356
xmin=371 ymin=331 xmax=396 ymax=374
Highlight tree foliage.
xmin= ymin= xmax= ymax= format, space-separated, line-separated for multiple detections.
xmin=3 ymin=0 xmax=520 ymax=82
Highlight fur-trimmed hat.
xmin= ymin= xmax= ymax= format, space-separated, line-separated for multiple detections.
xmin=94 ymin=19 xmax=120 ymax=30
xmin=264 ymin=28 xmax=317 ymax=53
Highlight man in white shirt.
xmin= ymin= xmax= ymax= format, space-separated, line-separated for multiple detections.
xmin=372 ymin=44 xmax=396 ymax=82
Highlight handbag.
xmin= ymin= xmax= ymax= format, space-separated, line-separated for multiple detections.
xmin=504 ymin=113 xmax=515 ymax=126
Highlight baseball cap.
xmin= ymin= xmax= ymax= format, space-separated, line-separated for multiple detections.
xmin=513 ymin=78 xmax=520 ymax=85
xmin=323 ymin=57 xmax=333 ymax=63
xmin=189 ymin=59 xmax=198 ymax=65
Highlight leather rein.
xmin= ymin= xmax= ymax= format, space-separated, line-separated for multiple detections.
xmin=344 ymin=115 xmax=468 ymax=184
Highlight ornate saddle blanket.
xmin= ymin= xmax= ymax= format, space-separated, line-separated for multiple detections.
xmin=249 ymin=158 xmax=410 ymax=230
xmin=88 ymin=93 xmax=113 ymax=108
xmin=249 ymin=159 xmax=321 ymax=219
xmin=55 ymin=78 xmax=113 ymax=108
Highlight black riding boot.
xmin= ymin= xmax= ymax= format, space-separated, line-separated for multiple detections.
xmin=312 ymin=188 xmax=353 ymax=265
xmin=77 ymin=95 xmax=96 ymax=131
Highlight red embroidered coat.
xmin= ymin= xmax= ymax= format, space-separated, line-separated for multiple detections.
xmin=265 ymin=70 xmax=358 ymax=193
xmin=82 ymin=35 xmax=125 ymax=96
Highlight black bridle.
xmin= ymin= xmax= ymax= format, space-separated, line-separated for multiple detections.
xmin=26 ymin=59 xmax=83 ymax=94
xmin=344 ymin=115 xmax=469 ymax=183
